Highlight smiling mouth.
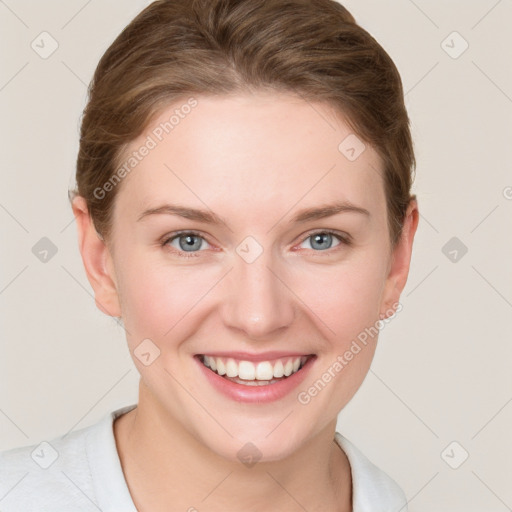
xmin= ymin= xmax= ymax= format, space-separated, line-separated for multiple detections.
xmin=197 ymin=354 xmax=314 ymax=386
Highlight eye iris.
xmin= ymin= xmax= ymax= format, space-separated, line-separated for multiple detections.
xmin=310 ymin=232 xmax=332 ymax=251
xmin=179 ymin=234 xmax=202 ymax=251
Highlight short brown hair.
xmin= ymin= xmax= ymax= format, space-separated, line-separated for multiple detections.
xmin=70 ymin=0 xmax=416 ymax=248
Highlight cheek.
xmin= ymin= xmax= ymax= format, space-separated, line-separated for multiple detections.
xmin=115 ymin=253 xmax=220 ymax=346
xmin=293 ymin=255 xmax=388 ymax=414
xmin=293 ymin=253 xmax=388 ymax=344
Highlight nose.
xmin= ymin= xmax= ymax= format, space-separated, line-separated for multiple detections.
xmin=220 ymin=247 xmax=296 ymax=340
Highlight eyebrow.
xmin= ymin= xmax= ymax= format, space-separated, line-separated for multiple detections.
xmin=137 ymin=201 xmax=370 ymax=225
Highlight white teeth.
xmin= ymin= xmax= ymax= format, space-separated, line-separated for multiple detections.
xmin=201 ymin=355 xmax=308 ymax=381
xmin=273 ymin=360 xmax=284 ymax=378
xmin=227 ymin=376 xmax=281 ymax=386
xmin=216 ymin=359 xmax=226 ymax=376
xmin=283 ymin=359 xmax=293 ymax=377
xmin=256 ymin=361 xmax=274 ymax=380
xmin=239 ymin=361 xmax=255 ymax=380
xmin=225 ymin=358 xmax=238 ymax=378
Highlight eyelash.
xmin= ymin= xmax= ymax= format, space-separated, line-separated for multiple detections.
xmin=160 ymin=230 xmax=352 ymax=259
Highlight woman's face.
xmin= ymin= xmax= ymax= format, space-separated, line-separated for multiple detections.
xmin=96 ymin=92 xmax=414 ymax=461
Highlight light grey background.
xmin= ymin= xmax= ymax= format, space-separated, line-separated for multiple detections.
xmin=1 ymin=1 xmax=511 ymax=510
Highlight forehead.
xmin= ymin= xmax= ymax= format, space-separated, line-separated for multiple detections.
xmin=114 ymin=92 xmax=386 ymax=223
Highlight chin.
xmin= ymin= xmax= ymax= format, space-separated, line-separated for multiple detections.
xmin=194 ymin=415 xmax=317 ymax=465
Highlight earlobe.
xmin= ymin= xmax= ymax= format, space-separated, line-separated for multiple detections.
xmin=379 ymin=197 xmax=420 ymax=318
xmin=71 ymin=196 xmax=122 ymax=318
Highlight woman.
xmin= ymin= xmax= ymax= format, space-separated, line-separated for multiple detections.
xmin=0 ymin=0 xmax=419 ymax=510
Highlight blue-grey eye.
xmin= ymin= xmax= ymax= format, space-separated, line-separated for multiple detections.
xmin=170 ymin=233 xmax=208 ymax=252
xmin=301 ymin=232 xmax=342 ymax=251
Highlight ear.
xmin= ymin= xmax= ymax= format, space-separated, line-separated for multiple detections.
xmin=71 ymin=196 xmax=122 ymax=318
xmin=379 ymin=197 xmax=419 ymax=318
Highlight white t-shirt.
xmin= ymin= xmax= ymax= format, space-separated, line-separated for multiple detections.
xmin=0 ymin=404 xmax=408 ymax=511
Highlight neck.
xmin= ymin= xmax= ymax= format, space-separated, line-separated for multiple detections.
xmin=114 ymin=380 xmax=352 ymax=512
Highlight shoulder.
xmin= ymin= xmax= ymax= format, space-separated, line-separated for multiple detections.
xmin=334 ymin=432 xmax=408 ymax=512
xmin=0 ymin=404 xmax=137 ymax=512
xmin=0 ymin=424 xmax=96 ymax=511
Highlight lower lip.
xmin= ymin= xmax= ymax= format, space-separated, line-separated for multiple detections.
xmin=195 ymin=355 xmax=316 ymax=403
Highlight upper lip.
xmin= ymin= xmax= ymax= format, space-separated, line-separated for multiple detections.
xmin=197 ymin=351 xmax=315 ymax=362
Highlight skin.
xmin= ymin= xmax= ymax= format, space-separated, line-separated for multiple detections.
xmin=72 ymin=91 xmax=419 ymax=511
